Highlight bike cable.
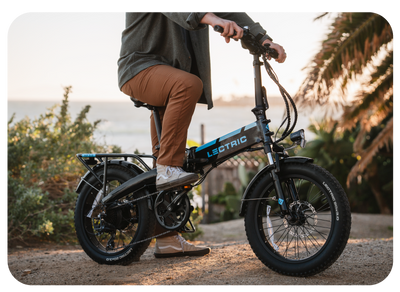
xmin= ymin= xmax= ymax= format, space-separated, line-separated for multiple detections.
xmin=262 ymin=53 xmax=298 ymax=144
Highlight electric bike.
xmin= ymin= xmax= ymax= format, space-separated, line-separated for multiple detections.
xmin=74 ymin=26 xmax=351 ymax=276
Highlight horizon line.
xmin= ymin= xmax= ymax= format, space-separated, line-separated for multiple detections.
xmin=7 ymin=94 xmax=284 ymax=102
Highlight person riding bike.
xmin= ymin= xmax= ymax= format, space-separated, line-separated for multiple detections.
xmin=118 ymin=12 xmax=286 ymax=258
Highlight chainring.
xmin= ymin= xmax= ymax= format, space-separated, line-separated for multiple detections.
xmin=154 ymin=190 xmax=191 ymax=231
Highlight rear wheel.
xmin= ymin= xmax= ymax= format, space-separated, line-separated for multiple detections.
xmin=244 ymin=162 xmax=351 ymax=276
xmin=74 ymin=164 xmax=156 ymax=265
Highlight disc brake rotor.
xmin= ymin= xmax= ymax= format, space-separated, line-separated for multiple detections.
xmin=283 ymin=200 xmax=318 ymax=238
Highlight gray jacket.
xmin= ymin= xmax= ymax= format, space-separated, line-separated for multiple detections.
xmin=118 ymin=13 xmax=267 ymax=109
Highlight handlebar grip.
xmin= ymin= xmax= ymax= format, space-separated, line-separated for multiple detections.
xmin=213 ymin=25 xmax=224 ymax=33
xmin=213 ymin=25 xmax=237 ymax=36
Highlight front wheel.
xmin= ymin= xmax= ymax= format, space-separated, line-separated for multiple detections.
xmin=244 ymin=162 xmax=351 ymax=276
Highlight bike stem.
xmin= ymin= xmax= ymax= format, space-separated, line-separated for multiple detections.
xmin=252 ymin=54 xmax=289 ymax=213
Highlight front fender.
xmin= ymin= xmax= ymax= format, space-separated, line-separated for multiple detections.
xmin=75 ymin=160 xmax=144 ymax=194
xmin=238 ymin=156 xmax=313 ymax=216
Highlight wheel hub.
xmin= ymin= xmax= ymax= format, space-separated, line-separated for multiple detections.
xmin=105 ymin=206 xmax=132 ymax=230
xmin=283 ymin=200 xmax=318 ymax=237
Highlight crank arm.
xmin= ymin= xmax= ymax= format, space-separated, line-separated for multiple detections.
xmin=165 ymin=190 xmax=187 ymax=211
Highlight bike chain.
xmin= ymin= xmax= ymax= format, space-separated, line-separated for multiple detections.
xmin=111 ymin=194 xmax=276 ymax=251
xmin=114 ymin=230 xmax=172 ymax=251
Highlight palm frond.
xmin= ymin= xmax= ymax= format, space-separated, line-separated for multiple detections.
xmin=346 ymin=117 xmax=393 ymax=186
xmin=313 ymin=13 xmax=329 ymax=21
xmin=296 ymin=13 xmax=393 ymax=107
xmin=341 ymin=49 xmax=393 ymax=136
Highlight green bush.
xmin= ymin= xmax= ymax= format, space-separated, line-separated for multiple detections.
xmin=209 ymin=182 xmax=241 ymax=222
xmin=8 ymin=86 xmax=120 ymax=244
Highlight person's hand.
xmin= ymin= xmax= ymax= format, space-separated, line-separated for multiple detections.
xmin=215 ymin=18 xmax=243 ymax=43
xmin=262 ymin=39 xmax=287 ymax=63
xmin=200 ymin=13 xmax=243 ymax=43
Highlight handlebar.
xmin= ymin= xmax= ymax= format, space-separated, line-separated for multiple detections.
xmin=213 ymin=25 xmax=279 ymax=59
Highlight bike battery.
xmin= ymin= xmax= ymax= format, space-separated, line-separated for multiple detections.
xmin=194 ymin=122 xmax=264 ymax=165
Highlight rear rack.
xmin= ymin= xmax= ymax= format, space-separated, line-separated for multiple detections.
xmin=76 ymin=153 xmax=156 ymax=195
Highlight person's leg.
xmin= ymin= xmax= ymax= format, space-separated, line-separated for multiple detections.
xmin=121 ymin=65 xmax=210 ymax=258
xmin=122 ymin=64 xmax=202 ymax=189
xmin=151 ymin=68 xmax=202 ymax=167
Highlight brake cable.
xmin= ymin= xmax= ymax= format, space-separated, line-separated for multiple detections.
xmin=214 ymin=24 xmax=298 ymax=143
xmin=261 ymin=52 xmax=298 ymax=143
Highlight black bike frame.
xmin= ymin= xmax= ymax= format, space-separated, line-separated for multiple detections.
xmin=195 ymin=55 xmax=274 ymax=164
xmin=76 ymin=53 xmax=291 ymax=213
xmin=192 ymin=54 xmax=289 ymax=212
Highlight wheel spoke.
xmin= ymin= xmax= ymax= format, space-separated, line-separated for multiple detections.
xmin=256 ymin=177 xmax=335 ymax=261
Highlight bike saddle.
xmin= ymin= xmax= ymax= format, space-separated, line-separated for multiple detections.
xmin=130 ymin=96 xmax=146 ymax=108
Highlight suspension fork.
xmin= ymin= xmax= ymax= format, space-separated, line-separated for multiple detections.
xmin=262 ymin=147 xmax=300 ymax=215
xmin=285 ymin=179 xmax=300 ymax=202
xmin=263 ymin=143 xmax=289 ymax=213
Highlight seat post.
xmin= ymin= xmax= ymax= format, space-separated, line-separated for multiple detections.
xmin=152 ymin=107 xmax=162 ymax=150
xmin=130 ymin=96 xmax=162 ymax=151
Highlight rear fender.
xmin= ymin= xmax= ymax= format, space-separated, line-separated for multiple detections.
xmin=239 ymin=156 xmax=313 ymax=216
xmin=101 ymin=169 xmax=157 ymax=205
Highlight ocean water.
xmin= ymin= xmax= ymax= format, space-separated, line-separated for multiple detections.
xmin=8 ymin=100 xmax=317 ymax=154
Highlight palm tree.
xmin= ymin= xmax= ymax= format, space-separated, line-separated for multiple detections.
xmin=297 ymin=13 xmax=392 ymax=106
xmin=343 ymin=51 xmax=393 ymax=181
xmin=296 ymin=13 xmax=393 ymax=214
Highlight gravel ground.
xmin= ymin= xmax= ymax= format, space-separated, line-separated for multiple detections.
xmin=7 ymin=213 xmax=394 ymax=286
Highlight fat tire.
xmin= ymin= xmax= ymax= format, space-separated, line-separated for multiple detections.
xmin=74 ymin=164 xmax=156 ymax=265
xmin=244 ymin=162 xmax=351 ymax=276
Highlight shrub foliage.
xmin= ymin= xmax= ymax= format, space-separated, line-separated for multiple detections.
xmin=8 ymin=86 xmax=120 ymax=243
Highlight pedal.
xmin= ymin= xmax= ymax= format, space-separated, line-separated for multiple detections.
xmin=179 ymin=218 xmax=196 ymax=233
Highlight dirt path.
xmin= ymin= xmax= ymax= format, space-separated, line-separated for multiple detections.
xmin=7 ymin=213 xmax=394 ymax=286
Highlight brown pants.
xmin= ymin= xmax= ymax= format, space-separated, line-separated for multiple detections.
xmin=122 ymin=65 xmax=203 ymax=238
xmin=122 ymin=64 xmax=203 ymax=167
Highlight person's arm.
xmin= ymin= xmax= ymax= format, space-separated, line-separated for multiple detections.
xmin=162 ymin=13 xmax=208 ymax=30
xmin=203 ymin=13 xmax=286 ymax=63
xmin=200 ymin=13 xmax=244 ymax=42
xmin=163 ymin=12 xmax=286 ymax=63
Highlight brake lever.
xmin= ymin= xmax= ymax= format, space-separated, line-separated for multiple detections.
xmin=263 ymin=43 xmax=279 ymax=59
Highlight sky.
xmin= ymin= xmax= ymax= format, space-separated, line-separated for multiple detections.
xmin=7 ymin=12 xmax=332 ymax=102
